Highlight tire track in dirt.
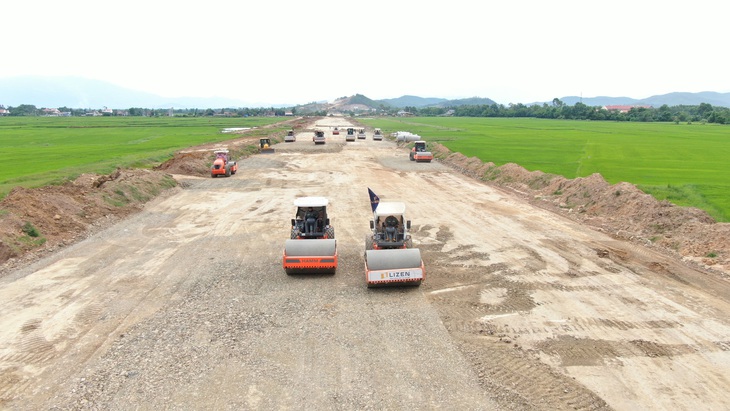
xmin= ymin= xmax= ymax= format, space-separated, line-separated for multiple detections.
xmin=400 ymin=160 xmax=730 ymax=410
xmin=457 ymin=336 xmax=610 ymax=410
xmin=418 ymin=226 xmax=609 ymax=410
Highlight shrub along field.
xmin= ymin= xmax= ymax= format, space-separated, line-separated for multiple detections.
xmin=360 ymin=117 xmax=730 ymax=222
xmin=0 ymin=116 xmax=287 ymax=199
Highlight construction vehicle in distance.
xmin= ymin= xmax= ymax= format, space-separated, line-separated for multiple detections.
xmin=364 ymin=201 xmax=424 ymax=287
xmin=346 ymin=127 xmax=356 ymax=142
xmin=283 ymin=197 xmax=337 ymax=275
xmin=332 ymin=127 xmax=340 ymax=135
xmin=410 ymin=141 xmax=433 ymax=163
xmin=210 ymin=149 xmax=238 ymax=177
xmin=284 ymin=130 xmax=296 ymax=142
xmin=259 ymin=138 xmax=275 ymax=154
xmin=373 ymin=128 xmax=383 ymax=141
xmin=357 ymin=128 xmax=366 ymax=139
xmin=313 ymin=129 xmax=326 ymax=144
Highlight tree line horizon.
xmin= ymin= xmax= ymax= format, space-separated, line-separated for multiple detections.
xmin=3 ymin=100 xmax=729 ymax=124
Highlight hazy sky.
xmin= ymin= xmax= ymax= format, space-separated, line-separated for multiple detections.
xmin=2 ymin=0 xmax=727 ymax=106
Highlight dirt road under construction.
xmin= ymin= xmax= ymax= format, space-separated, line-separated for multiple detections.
xmin=1 ymin=117 xmax=729 ymax=410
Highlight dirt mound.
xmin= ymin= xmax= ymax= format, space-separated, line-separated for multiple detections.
xmin=156 ymin=150 xmax=212 ymax=177
xmin=434 ymin=144 xmax=729 ymax=275
xmin=155 ymin=144 xmax=257 ymax=178
xmin=155 ymin=121 xmax=310 ymax=177
xmin=0 ymin=169 xmax=177 ymax=272
xmin=0 ymin=121 xmax=301 ymax=272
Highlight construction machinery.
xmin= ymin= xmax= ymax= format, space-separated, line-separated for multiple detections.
xmin=373 ymin=128 xmax=383 ymax=141
xmin=313 ymin=130 xmax=326 ymax=144
xmin=284 ymin=130 xmax=296 ymax=142
xmin=210 ymin=149 xmax=238 ymax=177
xmin=259 ymin=138 xmax=275 ymax=154
xmin=410 ymin=141 xmax=433 ymax=163
xmin=283 ymin=197 xmax=337 ymax=274
xmin=332 ymin=127 xmax=340 ymax=135
xmin=346 ymin=127 xmax=356 ymax=142
xmin=357 ymin=128 xmax=366 ymax=139
xmin=364 ymin=201 xmax=424 ymax=287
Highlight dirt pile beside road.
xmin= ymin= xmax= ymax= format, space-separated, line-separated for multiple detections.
xmin=154 ymin=135 xmax=269 ymax=177
xmin=155 ymin=150 xmax=212 ymax=177
xmin=432 ymin=143 xmax=729 ymax=275
xmin=0 ymin=122 xmax=300 ymax=272
xmin=0 ymin=169 xmax=177 ymax=272
xmin=155 ymin=117 xmax=309 ymax=176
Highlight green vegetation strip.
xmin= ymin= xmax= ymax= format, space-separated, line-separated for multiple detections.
xmin=0 ymin=116 xmax=288 ymax=198
xmin=360 ymin=117 xmax=730 ymax=222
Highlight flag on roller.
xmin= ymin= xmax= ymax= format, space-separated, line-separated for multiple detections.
xmin=368 ymin=188 xmax=380 ymax=212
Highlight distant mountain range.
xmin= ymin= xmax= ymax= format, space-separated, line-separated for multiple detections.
xmin=0 ymin=76 xmax=257 ymax=109
xmin=1 ymin=76 xmax=729 ymax=109
xmin=378 ymin=95 xmax=448 ymax=107
xmin=556 ymin=92 xmax=730 ymax=108
xmin=377 ymin=95 xmax=498 ymax=108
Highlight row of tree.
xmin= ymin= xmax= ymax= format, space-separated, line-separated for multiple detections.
xmin=402 ymin=100 xmax=730 ymax=124
xmin=3 ymin=101 xmax=729 ymax=124
xmin=0 ymin=105 xmax=291 ymax=117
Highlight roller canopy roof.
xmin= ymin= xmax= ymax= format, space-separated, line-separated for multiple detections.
xmin=294 ymin=197 xmax=329 ymax=207
xmin=374 ymin=202 xmax=406 ymax=216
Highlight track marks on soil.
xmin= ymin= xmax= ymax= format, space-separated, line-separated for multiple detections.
xmin=421 ymin=228 xmax=612 ymax=409
xmin=536 ymin=335 xmax=698 ymax=367
xmin=417 ymin=221 xmax=729 ymax=410
xmin=0 ymin=332 xmax=56 ymax=403
xmin=457 ymin=337 xmax=610 ymax=411
xmin=0 ymin=366 xmax=29 ymax=406
xmin=422 ymin=219 xmax=730 ymax=409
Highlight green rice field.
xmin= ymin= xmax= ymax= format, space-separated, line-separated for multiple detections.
xmin=360 ymin=117 xmax=730 ymax=222
xmin=0 ymin=116 xmax=287 ymax=198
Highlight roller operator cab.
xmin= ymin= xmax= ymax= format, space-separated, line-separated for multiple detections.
xmin=364 ymin=201 xmax=424 ymax=287
xmin=211 ymin=149 xmax=237 ymax=177
xmin=373 ymin=128 xmax=383 ymax=141
xmin=313 ymin=130 xmax=326 ymax=144
xmin=410 ymin=141 xmax=433 ymax=163
xmin=284 ymin=130 xmax=296 ymax=142
xmin=346 ymin=128 xmax=356 ymax=142
xmin=283 ymin=197 xmax=337 ymax=275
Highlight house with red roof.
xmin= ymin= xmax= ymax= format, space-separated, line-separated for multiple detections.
xmin=603 ymin=105 xmax=652 ymax=113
